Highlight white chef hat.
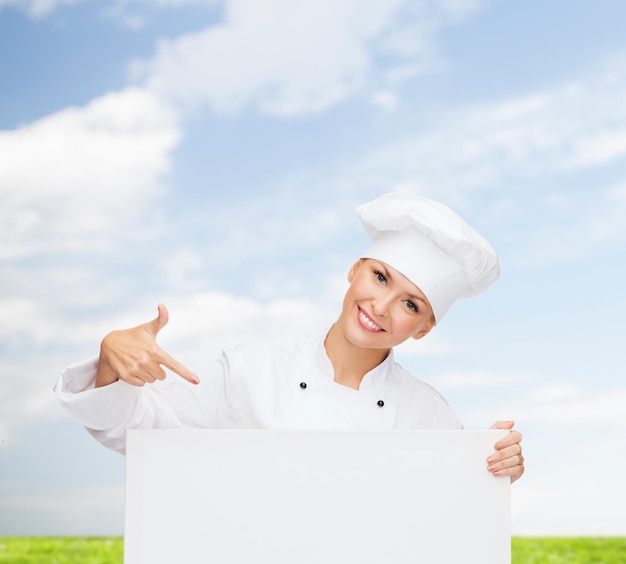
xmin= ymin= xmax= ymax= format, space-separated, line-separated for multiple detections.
xmin=357 ymin=192 xmax=500 ymax=323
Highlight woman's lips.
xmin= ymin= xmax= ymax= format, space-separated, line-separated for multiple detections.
xmin=358 ymin=307 xmax=385 ymax=332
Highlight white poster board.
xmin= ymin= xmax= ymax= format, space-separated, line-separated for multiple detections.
xmin=124 ymin=430 xmax=510 ymax=564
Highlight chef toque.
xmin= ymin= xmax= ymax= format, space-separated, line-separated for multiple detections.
xmin=357 ymin=192 xmax=501 ymax=323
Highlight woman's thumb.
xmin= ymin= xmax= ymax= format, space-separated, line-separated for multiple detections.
xmin=146 ymin=303 xmax=169 ymax=337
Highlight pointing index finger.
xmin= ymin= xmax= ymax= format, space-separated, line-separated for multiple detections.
xmin=156 ymin=348 xmax=200 ymax=384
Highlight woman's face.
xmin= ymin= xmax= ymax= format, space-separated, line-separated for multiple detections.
xmin=339 ymin=259 xmax=435 ymax=351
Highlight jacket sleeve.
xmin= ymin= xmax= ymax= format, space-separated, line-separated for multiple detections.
xmin=54 ymin=355 xmax=228 ymax=454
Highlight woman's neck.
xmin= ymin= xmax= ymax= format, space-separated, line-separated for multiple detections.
xmin=324 ymin=320 xmax=390 ymax=390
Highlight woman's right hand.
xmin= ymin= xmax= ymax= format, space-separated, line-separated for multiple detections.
xmin=95 ymin=304 xmax=199 ymax=388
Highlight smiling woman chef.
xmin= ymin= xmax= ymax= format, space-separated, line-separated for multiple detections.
xmin=55 ymin=192 xmax=524 ymax=482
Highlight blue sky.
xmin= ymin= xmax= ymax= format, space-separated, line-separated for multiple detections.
xmin=1 ymin=0 xmax=625 ymax=536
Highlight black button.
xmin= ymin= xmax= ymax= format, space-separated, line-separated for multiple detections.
xmin=299 ymin=382 xmax=307 ymax=389
xmin=377 ymin=400 xmax=385 ymax=407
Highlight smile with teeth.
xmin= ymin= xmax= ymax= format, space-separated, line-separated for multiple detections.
xmin=358 ymin=308 xmax=385 ymax=332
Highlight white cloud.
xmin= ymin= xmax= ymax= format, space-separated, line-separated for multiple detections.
xmin=584 ymin=182 xmax=626 ymax=244
xmin=512 ymin=473 xmax=626 ymax=536
xmin=385 ymin=63 xmax=430 ymax=83
xmin=0 ymin=88 xmax=180 ymax=259
xmin=161 ymin=193 xmax=355 ymax=286
xmin=0 ymin=87 xmax=184 ymax=446
xmin=132 ymin=0 xmax=481 ymax=116
xmin=510 ymin=182 xmax=626 ymax=266
xmin=0 ymin=298 xmax=53 ymax=345
xmin=2 ymin=1 xmax=482 ymax=115
xmin=559 ymin=129 xmax=626 ymax=170
xmin=0 ymin=485 xmax=123 ymax=511
xmin=525 ymin=384 xmax=584 ymax=402
xmin=520 ymin=388 xmax=626 ymax=425
xmin=465 ymin=387 xmax=626 ymax=427
xmin=0 ymin=354 xmax=71 ymax=445
xmin=104 ymin=0 xmax=221 ymax=30
xmin=358 ymin=89 xmax=616 ymax=197
xmin=429 ymin=370 xmax=534 ymax=390
xmin=0 ymin=485 xmax=125 ymax=535
xmin=608 ymin=180 xmax=626 ymax=201
xmin=371 ymin=90 xmax=399 ymax=112
xmin=393 ymin=333 xmax=459 ymax=357
xmin=317 ymin=55 xmax=626 ymax=265
xmin=437 ymin=0 xmax=481 ymax=20
xmin=336 ymin=57 xmax=626 ymax=193
xmin=155 ymin=292 xmax=334 ymax=366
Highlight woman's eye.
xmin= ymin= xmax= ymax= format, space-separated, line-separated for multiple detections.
xmin=405 ymin=301 xmax=418 ymax=312
xmin=374 ymin=270 xmax=387 ymax=283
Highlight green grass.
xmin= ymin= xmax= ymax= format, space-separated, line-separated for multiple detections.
xmin=0 ymin=537 xmax=624 ymax=563
xmin=512 ymin=537 xmax=626 ymax=563
xmin=0 ymin=538 xmax=123 ymax=564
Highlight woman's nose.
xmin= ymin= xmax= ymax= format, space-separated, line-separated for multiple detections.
xmin=371 ymin=296 xmax=390 ymax=317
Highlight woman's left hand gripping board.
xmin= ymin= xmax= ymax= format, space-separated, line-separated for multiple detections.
xmin=487 ymin=420 xmax=525 ymax=483
xmin=95 ymin=304 xmax=200 ymax=388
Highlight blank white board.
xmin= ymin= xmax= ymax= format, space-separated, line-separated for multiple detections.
xmin=124 ymin=430 xmax=510 ymax=564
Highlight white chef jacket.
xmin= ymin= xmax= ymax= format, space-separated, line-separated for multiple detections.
xmin=55 ymin=336 xmax=462 ymax=454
